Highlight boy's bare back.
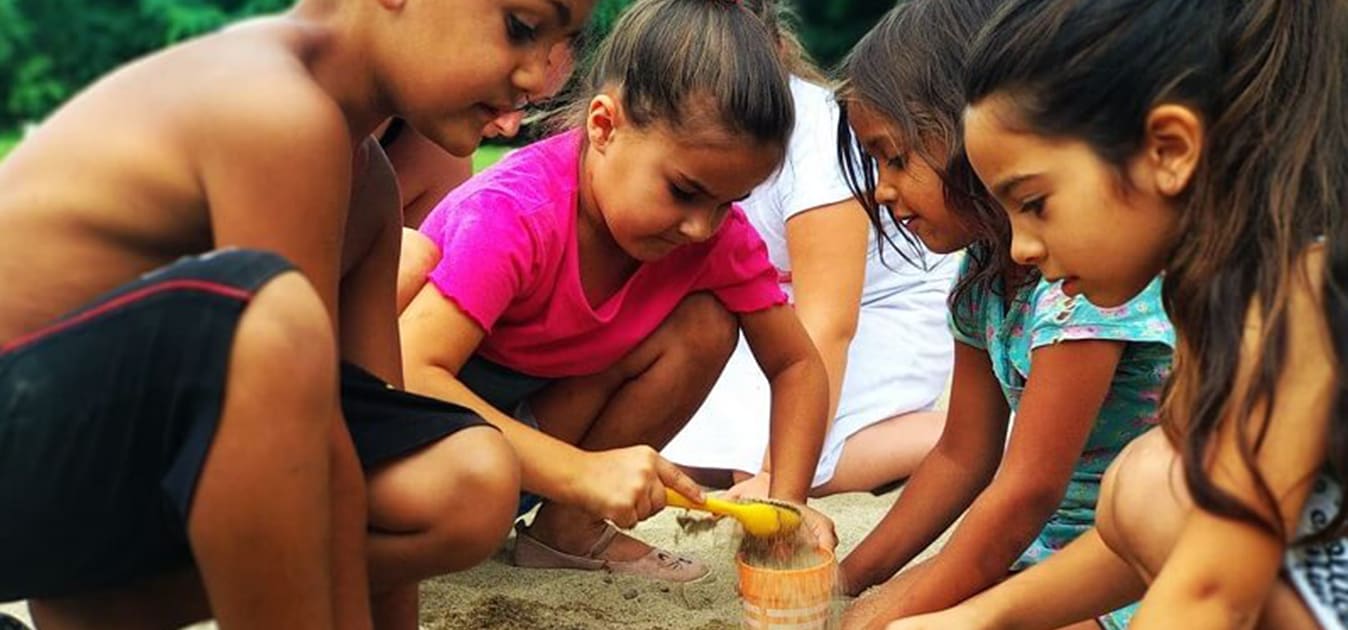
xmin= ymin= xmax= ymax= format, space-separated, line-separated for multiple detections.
xmin=0 ymin=16 xmax=370 ymax=344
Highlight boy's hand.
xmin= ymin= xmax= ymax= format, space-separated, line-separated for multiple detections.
xmin=575 ymin=446 xmax=704 ymax=528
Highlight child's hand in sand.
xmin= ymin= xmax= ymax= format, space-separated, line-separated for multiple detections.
xmin=575 ymin=446 xmax=705 ymax=528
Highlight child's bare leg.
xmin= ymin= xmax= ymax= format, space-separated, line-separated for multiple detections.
xmin=813 ymin=410 xmax=946 ymax=496
xmin=193 ymin=272 xmax=369 ymax=629
xmin=363 ymin=426 xmax=519 ymax=629
xmin=30 ymin=273 xmax=367 ymax=630
xmin=526 ymin=293 xmax=737 ymax=559
xmin=1097 ymin=428 xmax=1316 ymax=629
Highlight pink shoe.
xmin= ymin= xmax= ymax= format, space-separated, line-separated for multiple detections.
xmin=510 ymin=522 xmax=710 ymax=583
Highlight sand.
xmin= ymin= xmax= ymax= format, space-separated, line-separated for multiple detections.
xmin=419 ymin=487 xmax=951 ymax=630
xmin=0 ymin=487 xmax=951 ymax=629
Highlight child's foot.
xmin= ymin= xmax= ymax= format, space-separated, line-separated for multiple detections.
xmin=512 ymin=518 xmax=708 ymax=582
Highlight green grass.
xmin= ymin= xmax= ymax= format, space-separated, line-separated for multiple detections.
xmin=0 ymin=132 xmax=19 ymax=160
xmin=472 ymin=143 xmax=511 ymax=173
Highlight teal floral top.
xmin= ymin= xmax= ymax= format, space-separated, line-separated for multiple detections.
xmin=949 ymin=258 xmax=1174 ymax=578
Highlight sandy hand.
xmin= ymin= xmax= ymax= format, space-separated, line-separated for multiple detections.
xmin=575 ymin=446 xmax=705 ymax=528
xmin=798 ymin=503 xmax=837 ymax=552
xmin=725 ymin=474 xmax=835 ymax=551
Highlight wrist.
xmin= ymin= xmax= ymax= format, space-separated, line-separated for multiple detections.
xmin=554 ymin=447 xmax=592 ymax=505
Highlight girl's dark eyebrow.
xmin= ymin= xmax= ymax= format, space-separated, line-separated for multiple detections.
xmin=993 ymin=173 xmax=1037 ymax=200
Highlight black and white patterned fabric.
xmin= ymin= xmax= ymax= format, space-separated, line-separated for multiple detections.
xmin=1287 ymin=474 xmax=1348 ymax=629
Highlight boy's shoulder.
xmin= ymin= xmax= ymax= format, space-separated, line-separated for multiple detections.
xmin=164 ymin=19 xmax=352 ymax=158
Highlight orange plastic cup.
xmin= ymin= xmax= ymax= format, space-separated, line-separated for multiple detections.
xmin=737 ymin=548 xmax=837 ymax=629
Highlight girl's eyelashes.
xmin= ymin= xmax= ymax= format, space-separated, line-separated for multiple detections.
xmin=1019 ymin=196 xmax=1047 ymax=216
xmin=886 ymin=152 xmax=908 ymax=170
xmin=506 ymin=14 xmax=539 ymax=44
xmin=669 ymin=183 xmax=697 ymax=203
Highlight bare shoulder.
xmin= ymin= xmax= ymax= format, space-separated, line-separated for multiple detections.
xmin=177 ymin=21 xmax=352 ymax=165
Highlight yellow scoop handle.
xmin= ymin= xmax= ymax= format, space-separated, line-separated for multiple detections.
xmin=664 ymin=488 xmax=802 ymax=538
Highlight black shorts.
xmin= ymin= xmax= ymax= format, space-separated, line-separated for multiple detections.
xmin=457 ymin=355 xmax=553 ymax=417
xmin=0 ymin=249 xmax=487 ymax=601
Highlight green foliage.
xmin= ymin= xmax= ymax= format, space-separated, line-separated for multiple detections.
xmin=472 ymin=144 xmax=512 ymax=174
xmin=0 ymin=130 xmax=18 ymax=160
xmin=796 ymin=1 xmax=893 ymax=68
xmin=0 ymin=0 xmax=290 ymax=129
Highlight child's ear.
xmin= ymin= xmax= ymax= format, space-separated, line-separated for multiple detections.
xmin=587 ymin=94 xmax=620 ymax=153
xmin=1142 ymin=104 xmax=1203 ymax=197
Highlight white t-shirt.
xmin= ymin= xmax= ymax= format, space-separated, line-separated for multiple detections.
xmin=663 ymin=77 xmax=956 ymax=486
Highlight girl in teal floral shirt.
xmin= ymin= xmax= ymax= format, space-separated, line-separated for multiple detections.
xmin=832 ymin=2 xmax=1174 ymax=628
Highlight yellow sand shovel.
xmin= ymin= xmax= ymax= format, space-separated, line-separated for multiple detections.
xmin=665 ymin=488 xmax=803 ymax=538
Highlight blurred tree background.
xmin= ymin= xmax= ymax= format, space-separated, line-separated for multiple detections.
xmin=0 ymin=0 xmax=889 ymax=140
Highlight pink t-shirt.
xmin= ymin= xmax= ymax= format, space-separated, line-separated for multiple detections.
xmin=420 ymin=130 xmax=787 ymax=378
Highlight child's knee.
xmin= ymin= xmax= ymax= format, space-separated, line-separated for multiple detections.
xmin=372 ymin=427 xmax=520 ymax=571
xmin=1098 ymin=427 xmax=1186 ymax=566
xmin=668 ymin=293 xmax=737 ymax=363
xmin=427 ymin=428 xmax=519 ymax=568
xmin=235 ymin=272 xmax=335 ymax=375
xmin=233 ymin=272 xmax=337 ymax=409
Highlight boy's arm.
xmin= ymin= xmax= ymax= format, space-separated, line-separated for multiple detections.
xmin=202 ymin=85 xmax=353 ymax=327
xmin=878 ymin=339 xmax=1124 ymax=621
xmin=399 ymin=282 xmax=704 ymax=527
xmin=1132 ymin=257 xmax=1333 ymax=629
xmin=840 ymin=342 xmax=1009 ymax=596
xmin=339 ymin=138 xmax=404 ymax=384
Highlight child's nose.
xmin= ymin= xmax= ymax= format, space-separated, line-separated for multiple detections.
xmin=1009 ymin=230 xmax=1046 ymax=266
xmin=491 ymin=111 xmax=525 ymax=139
xmin=873 ymin=184 xmax=897 ymax=207
xmin=679 ymin=214 xmax=715 ymax=243
xmin=512 ymin=49 xmax=550 ymax=97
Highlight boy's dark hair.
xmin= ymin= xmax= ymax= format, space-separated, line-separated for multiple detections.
xmin=833 ymin=0 xmax=1012 ymax=336
xmin=559 ymin=0 xmax=793 ymax=148
xmin=967 ymin=0 xmax=1348 ymax=544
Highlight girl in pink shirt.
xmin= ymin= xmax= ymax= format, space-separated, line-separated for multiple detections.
xmin=399 ymin=0 xmax=835 ymax=583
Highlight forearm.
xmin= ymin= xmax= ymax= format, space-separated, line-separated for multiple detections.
xmin=813 ymin=334 xmax=851 ymax=425
xmin=843 ymin=446 xmax=996 ymax=592
xmin=968 ymin=527 xmax=1145 ymax=630
xmin=758 ymin=335 xmax=847 ymax=474
xmin=405 ymin=363 xmax=586 ymax=503
xmin=765 ymin=356 xmax=829 ymax=503
xmin=888 ymin=483 xmax=1072 ymax=617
